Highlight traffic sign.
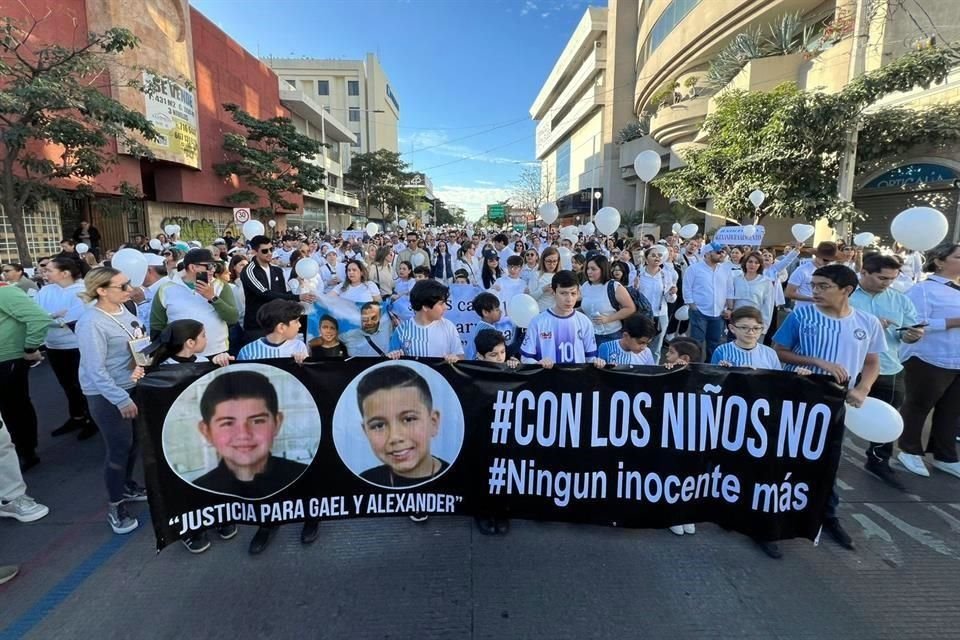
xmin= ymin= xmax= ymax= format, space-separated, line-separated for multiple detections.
xmin=487 ymin=204 xmax=506 ymax=221
xmin=233 ymin=207 xmax=251 ymax=223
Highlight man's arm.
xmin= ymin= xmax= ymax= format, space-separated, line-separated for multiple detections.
xmin=209 ymin=281 xmax=239 ymax=325
xmin=241 ymin=266 xmax=299 ymax=303
xmin=149 ymin=288 xmax=169 ymax=340
xmin=784 ymin=283 xmax=812 ymax=303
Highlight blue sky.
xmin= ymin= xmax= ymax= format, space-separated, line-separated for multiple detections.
xmin=191 ymin=0 xmax=600 ymax=219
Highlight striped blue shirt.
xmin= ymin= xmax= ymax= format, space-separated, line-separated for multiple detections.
xmin=237 ymin=337 xmax=308 ymax=361
xmin=773 ymin=304 xmax=886 ymax=387
xmin=710 ymin=342 xmax=782 ymax=370
xmin=389 ymin=317 xmax=464 ymax=358
xmin=598 ymin=340 xmax=654 ymax=366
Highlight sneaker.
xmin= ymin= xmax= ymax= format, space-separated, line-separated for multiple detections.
xmin=930 ymin=459 xmax=960 ymax=480
xmin=668 ymin=525 xmax=684 ymax=536
xmin=217 ymin=524 xmax=238 ymax=540
xmin=121 ymin=482 xmax=148 ymax=502
xmin=897 ymin=452 xmax=930 ymax=477
xmin=682 ymin=523 xmax=696 ymax=534
xmin=0 ymin=495 xmax=50 ymax=523
xmin=494 ymin=518 xmax=510 ymax=535
xmin=77 ymin=421 xmax=98 ymax=441
xmin=248 ymin=526 xmax=275 ymax=555
xmin=51 ymin=418 xmax=83 ymax=437
xmin=300 ymin=520 xmax=320 ymax=545
xmin=409 ymin=514 xmax=429 ymax=523
xmin=823 ymin=519 xmax=855 ymax=550
xmin=755 ymin=539 xmax=783 ymax=559
xmin=864 ymin=460 xmax=906 ymax=491
xmin=182 ymin=532 xmax=211 ymax=554
xmin=0 ymin=565 xmax=18 ymax=585
xmin=107 ymin=502 xmax=139 ymax=534
xmin=475 ymin=516 xmax=497 ymax=535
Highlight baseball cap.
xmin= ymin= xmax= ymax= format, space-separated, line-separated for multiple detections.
xmin=182 ymin=248 xmax=215 ymax=267
xmin=701 ymin=241 xmax=725 ymax=255
xmin=482 ymin=249 xmax=499 ymax=260
xmin=143 ymin=253 xmax=165 ymax=267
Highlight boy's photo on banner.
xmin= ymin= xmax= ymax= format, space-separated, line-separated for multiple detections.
xmin=162 ymin=363 xmax=321 ymax=500
xmin=309 ymin=295 xmax=392 ymax=356
xmin=333 ymin=360 xmax=465 ymax=489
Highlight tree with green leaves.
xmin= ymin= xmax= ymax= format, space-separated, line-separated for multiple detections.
xmin=654 ymin=44 xmax=960 ymax=224
xmin=0 ymin=17 xmax=161 ymax=266
xmin=213 ymin=103 xmax=325 ymax=219
xmin=344 ymin=149 xmax=417 ymax=223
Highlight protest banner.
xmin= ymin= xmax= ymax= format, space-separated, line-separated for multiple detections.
xmin=137 ymin=360 xmax=846 ymax=551
xmin=713 ymin=225 xmax=766 ymax=246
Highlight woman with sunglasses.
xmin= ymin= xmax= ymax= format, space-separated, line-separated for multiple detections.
xmin=76 ymin=268 xmax=148 ymax=535
xmin=430 ymin=241 xmax=454 ymax=284
xmin=481 ymin=251 xmax=503 ymax=290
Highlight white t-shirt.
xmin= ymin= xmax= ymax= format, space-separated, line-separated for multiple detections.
xmin=580 ymin=281 xmax=621 ymax=336
xmin=710 ymin=342 xmax=782 ymax=370
xmin=493 ymin=275 xmax=528 ymax=317
xmin=336 ymin=281 xmax=380 ymax=303
xmin=773 ymin=304 xmax=886 ymax=387
xmin=520 ymin=309 xmax=597 ymax=364
xmin=787 ymin=260 xmax=818 ymax=308
xmin=389 ymin=317 xmax=464 ymax=358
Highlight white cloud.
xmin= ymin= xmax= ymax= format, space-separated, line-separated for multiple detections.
xmin=474 ymin=179 xmax=496 ymax=186
xmin=520 ymin=1 xmax=537 ymax=16
xmin=401 ymin=129 xmax=535 ymax=167
xmin=434 ymin=185 xmax=512 ymax=221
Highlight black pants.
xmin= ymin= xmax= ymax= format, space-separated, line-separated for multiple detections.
xmin=0 ymin=358 xmax=37 ymax=457
xmin=46 ymin=348 xmax=90 ymax=421
xmin=899 ymin=357 xmax=960 ymax=463
xmin=865 ymin=371 xmax=906 ymax=464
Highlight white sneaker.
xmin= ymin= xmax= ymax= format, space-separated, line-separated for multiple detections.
xmin=0 ymin=495 xmax=50 ymax=522
xmin=930 ymin=460 xmax=960 ymax=480
xmin=668 ymin=525 xmax=684 ymax=536
xmin=897 ymin=452 xmax=930 ymax=477
xmin=682 ymin=523 xmax=696 ymax=534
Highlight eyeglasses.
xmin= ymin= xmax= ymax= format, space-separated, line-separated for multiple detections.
xmin=732 ymin=325 xmax=764 ymax=333
xmin=259 ymin=248 xmax=274 ymax=254
xmin=106 ymin=281 xmax=132 ymax=291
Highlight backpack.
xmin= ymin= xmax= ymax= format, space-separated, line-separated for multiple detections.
xmin=606 ymin=280 xmax=659 ymax=332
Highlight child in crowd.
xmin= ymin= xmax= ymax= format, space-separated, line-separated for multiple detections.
xmin=389 ymin=279 xmax=464 ymax=363
xmin=237 ymin=300 xmax=309 ymax=363
xmin=597 ymin=314 xmax=657 ymax=366
xmin=662 ymin=335 xmax=704 ymax=537
xmin=492 ymin=255 xmax=529 ymax=317
xmin=520 ymin=270 xmax=604 ymax=368
xmin=453 ymin=269 xmax=470 ymax=285
xmin=472 ymin=292 xmax=503 ymax=335
xmin=236 ymin=299 xmax=315 ymax=553
xmin=412 ymin=265 xmax=431 ymax=280
xmin=139 ymin=319 xmax=235 ymax=554
xmin=308 ymin=314 xmax=348 ymax=359
xmin=474 ymin=328 xmax=520 ymax=369
xmin=390 ymin=260 xmax=415 ymax=322
xmin=711 ymin=306 xmax=782 ymax=370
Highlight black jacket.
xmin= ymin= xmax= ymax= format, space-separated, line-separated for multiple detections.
xmin=240 ymin=260 xmax=298 ymax=330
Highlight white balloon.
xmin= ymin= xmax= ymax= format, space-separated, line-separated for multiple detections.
xmin=633 ymin=150 xmax=661 ymax=182
xmin=845 ymin=397 xmax=903 ymax=443
xmin=790 ymin=224 xmax=815 ymax=243
xmin=242 ymin=220 xmax=265 ymax=239
xmin=674 ymin=305 xmax=690 ymax=321
xmin=112 ymin=248 xmax=148 ymax=288
xmin=582 ymin=222 xmax=596 ymax=236
xmin=891 ymin=207 xmax=948 ymax=251
xmin=148 ymin=238 xmax=163 ymax=251
xmin=749 ymin=189 xmax=765 ymax=208
xmin=75 ymin=243 xmax=89 ymax=254
xmin=365 ymin=222 xmax=379 ymax=237
xmin=164 ymin=224 xmax=177 ymax=237
xmin=679 ymin=224 xmax=698 ymax=239
xmin=853 ymin=231 xmax=875 ymax=247
xmin=671 ymin=222 xmax=682 ymax=235
xmin=268 ymin=220 xmax=277 ymax=228
xmin=172 ymin=225 xmax=181 ymax=235
xmin=742 ymin=224 xmax=757 ymax=238
xmin=595 ymin=207 xmax=621 ymax=236
xmin=538 ymin=202 xmax=559 ymax=225
xmin=509 ymin=293 xmax=539 ymax=329
xmin=411 ymin=253 xmax=425 ymax=267
xmin=295 ymin=257 xmax=319 ymax=279
xmin=399 ymin=219 xmax=408 ymax=229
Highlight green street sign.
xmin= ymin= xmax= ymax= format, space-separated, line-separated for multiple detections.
xmin=487 ymin=204 xmax=506 ymax=221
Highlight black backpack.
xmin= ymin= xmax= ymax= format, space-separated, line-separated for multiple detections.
xmin=606 ymin=280 xmax=659 ymax=332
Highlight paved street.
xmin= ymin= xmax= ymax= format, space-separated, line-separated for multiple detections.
xmin=2 ymin=361 xmax=960 ymax=640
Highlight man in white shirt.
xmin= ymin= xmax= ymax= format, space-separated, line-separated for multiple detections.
xmin=493 ymin=233 xmax=514 ymax=265
xmin=786 ymin=242 xmax=838 ymax=308
xmin=682 ymin=241 xmax=734 ymax=360
xmin=136 ymin=255 xmax=168 ymax=335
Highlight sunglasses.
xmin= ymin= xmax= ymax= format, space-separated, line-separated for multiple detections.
xmin=259 ymin=248 xmax=274 ymax=254
xmin=106 ymin=281 xmax=133 ymax=291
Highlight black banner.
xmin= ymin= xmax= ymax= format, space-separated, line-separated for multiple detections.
xmin=137 ymin=360 xmax=847 ymax=551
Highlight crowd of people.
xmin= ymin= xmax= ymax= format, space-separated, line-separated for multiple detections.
xmin=1 ymin=219 xmax=958 ymax=584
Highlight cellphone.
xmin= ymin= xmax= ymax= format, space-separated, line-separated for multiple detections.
xmin=196 ymin=271 xmax=208 ymax=284
xmin=896 ymin=323 xmax=927 ymax=332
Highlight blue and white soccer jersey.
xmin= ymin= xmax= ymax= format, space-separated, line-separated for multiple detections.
xmin=389 ymin=317 xmax=464 ymax=358
xmin=520 ymin=309 xmax=597 ymax=364
xmin=237 ymin=337 xmax=309 ymax=361
xmin=710 ymin=342 xmax=782 ymax=370
xmin=772 ymin=304 xmax=886 ymax=387
xmin=598 ymin=340 xmax=654 ymax=366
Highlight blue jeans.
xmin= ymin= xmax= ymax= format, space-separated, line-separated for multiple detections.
xmin=688 ymin=308 xmax=725 ymax=361
xmin=86 ymin=394 xmax=139 ymax=503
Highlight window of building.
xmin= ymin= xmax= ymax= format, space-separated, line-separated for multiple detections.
xmin=317 ymin=80 xmax=329 ymax=96
xmin=555 ymin=139 xmax=571 ymax=197
xmin=285 ymin=79 xmax=296 ymax=89
xmin=639 ymin=0 xmax=701 ymax=67
xmin=328 ymin=175 xmax=339 ymax=189
xmin=348 ymin=80 xmax=360 ymax=96
xmin=349 ymin=108 xmax=361 ymax=122
xmin=352 ymin=131 xmax=361 ymax=148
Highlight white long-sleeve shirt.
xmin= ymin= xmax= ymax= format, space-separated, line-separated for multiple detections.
xmin=901 ymin=275 xmax=960 ymax=370
xmin=682 ymin=260 xmax=734 ymax=317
